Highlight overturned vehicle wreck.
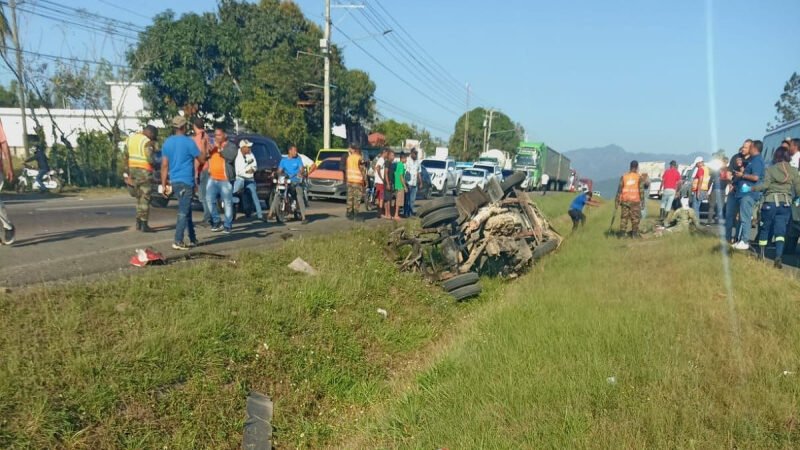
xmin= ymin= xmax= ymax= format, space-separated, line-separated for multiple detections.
xmin=388 ymin=173 xmax=562 ymax=300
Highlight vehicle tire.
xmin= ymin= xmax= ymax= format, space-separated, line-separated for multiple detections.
xmin=274 ymin=198 xmax=286 ymax=224
xmin=440 ymin=181 xmax=448 ymax=197
xmin=441 ymin=272 xmax=480 ymax=292
xmin=532 ymin=239 xmax=559 ymax=260
xmin=150 ymin=195 xmax=169 ymax=208
xmin=421 ymin=206 xmax=459 ymax=229
xmin=418 ymin=196 xmax=456 ymax=218
xmin=448 ymin=283 xmax=481 ymax=301
xmin=424 ymin=187 xmax=431 ymax=200
xmin=501 ymin=171 xmax=526 ymax=194
xmin=15 ymin=180 xmax=25 ymax=193
xmin=48 ymin=177 xmax=63 ymax=194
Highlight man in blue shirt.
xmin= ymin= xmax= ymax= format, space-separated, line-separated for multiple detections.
xmin=276 ymin=145 xmax=307 ymax=224
xmin=568 ymin=190 xmax=600 ymax=231
xmin=732 ymin=140 xmax=765 ymax=250
xmin=161 ymin=115 xmax=206 ymax=250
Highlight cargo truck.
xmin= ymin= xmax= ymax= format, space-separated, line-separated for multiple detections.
xmin=513 ymin=141 xmax=571 ymax=191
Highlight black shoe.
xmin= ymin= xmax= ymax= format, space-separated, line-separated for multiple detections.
xmin=631 ymin=231 xmax=641 ymax=239
xmin=774 ymin=258 xmax=783 ymax=269
xmin=135 ymin=220 xmax=141 ymax=231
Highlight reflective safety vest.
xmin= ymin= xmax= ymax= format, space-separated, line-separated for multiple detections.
xmin=127 ymin=132 xmax=152 ymax=172
xmin=691 ymin=168 xmax=710 ymax=192
xmin=346 ymin=154 xmax=364 ymax=184
xmin=620 ymin=172 xmax=641 ymax=202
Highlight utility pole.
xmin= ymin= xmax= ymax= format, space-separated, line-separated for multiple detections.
xmin=323 ymin=0 xmax=331 ymax=150
xmin=486 ymin=109 xmax=495 ymax=153
xmin=482 ymin=111 xmax=488 ymax=155
xmin=9 ymin=0 xmax=29 ymax=156
xmin=462 ymin=82 xmax=470 ymax=160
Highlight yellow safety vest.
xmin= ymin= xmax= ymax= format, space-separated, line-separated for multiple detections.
xmin=127 ymin=132 xmax=152 ymax=172
xmin=620 ymin=172 xmax=641 ymax=202
xmin=691 ymin=168 xmax=710 ymax=192
xmin=346 ymin=154 xmax=363 ymax=184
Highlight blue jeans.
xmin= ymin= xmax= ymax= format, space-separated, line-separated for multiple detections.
xmin=404 ymin=185 xmax=418 ymax=216
xmin=660 ymin=189 xmax=676 ymax=212
xmin=198 ymin=169 xmax=211 ymax=225
xmin=36 ymin=170 xmax=47 ymax=191
xmin=738 ymin=194 xmax=759 ymax=243
xmin=693 ymin=190 xmax=707 ymax=220
xmin=233 ymin=178 xmax=263 ymax=217
xmin=173 ymin=182 xmax=196 ymax=244
xmin=724 ymin=194 xmax=741 ymax=242
xmin=758 ymin=202 xmax=792 ymax=258
xmin=207 ymin=179 xmax=234 ymax=230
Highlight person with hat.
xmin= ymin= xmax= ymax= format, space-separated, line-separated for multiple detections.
xmin=161 ymin=115 xmax=207 ymax=250
xmin=124 ymin=124 xmax=158 ymax=232
xmin=691 ymin=156 xmax=710 ymax=219
xmin=234 ymin=139 xmax=265 ymax=221
xmin=659 ymin=160 xmax=681 ymax=222
xmin=206 ymin=127 xmax=238 ymax=234
xmin=277 ymin=145 xmax=308 ymax=224
xmin=615 ymin=160 xmax=645 ymax=237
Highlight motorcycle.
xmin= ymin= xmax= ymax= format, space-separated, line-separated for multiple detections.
xmin=16 ymin=164 xmax=64 ymax=193
xmin=271 ymin=176 xmax=306 ymax=223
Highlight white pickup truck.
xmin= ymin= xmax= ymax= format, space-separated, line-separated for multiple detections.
xmin=420 ymin=158 xmax=462 ymax=196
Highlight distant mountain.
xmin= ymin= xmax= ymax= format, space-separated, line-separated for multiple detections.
xmin=564 ymin=144 xmax=710 ymax=183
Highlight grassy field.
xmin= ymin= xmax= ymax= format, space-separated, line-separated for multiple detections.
xmin=347 ymin=199 xmax=800 ymax=448
xmin=0 ymin=193 xmax=571 ymax=448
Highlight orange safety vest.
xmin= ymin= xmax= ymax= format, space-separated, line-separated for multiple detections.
xmin=691 ymin=167 xmax=710 ymax=192
xmin=620 ymin=172 xmax=641 ymax=202
xmin=127 ymin=132 xmax=152 ymax=172
xmin=346 ymin=154 xmax=364 ymax=184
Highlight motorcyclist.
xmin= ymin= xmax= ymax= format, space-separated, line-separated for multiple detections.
xmin=0 ymin=118 xmax=15 ymax=245
xmin=25 ymin=146 xmax=50 ymax=193
xmin=276 ymin=145 xmax=308 ymax=224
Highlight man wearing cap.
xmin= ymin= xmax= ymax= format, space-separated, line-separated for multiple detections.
xmin=234 ymin=139 xmax=265 ymax=221
xmin=615 ymin=160 xmax=645 ymax=238
xmin=277 ymin=145 xmax=308 ymax=224
xmin=659 ymin=160 xmax=681 ymax=222
xmin=404 ymin=148 xmax=421 ymax=216
xmin=161 ymin=115 xmax=206 ymax=250
xmin=206 ymin=127 xmax=238 ymax=234
xmin=691 ymin=157 xmax=710 ymax=220
xmin=124 ymin=125 xmax=158 ymax=232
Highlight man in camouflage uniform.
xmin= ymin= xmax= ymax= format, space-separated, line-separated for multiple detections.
xmin=125 ymin=125 xmax=158 ymax=232
xmin=662 ymin=197 xmax=700 ymax=233
xmin=345 ymin=143 xmax=367 ymax=220
xmin=615 ymin=160 xmax=646 ymax=238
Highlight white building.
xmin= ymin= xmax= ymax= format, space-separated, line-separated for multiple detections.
xmin=0 ymin=82 xmax=156 ymax=156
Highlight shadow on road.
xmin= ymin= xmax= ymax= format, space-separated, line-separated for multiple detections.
xmin=14 ymin=226 xmax=130 ymax=247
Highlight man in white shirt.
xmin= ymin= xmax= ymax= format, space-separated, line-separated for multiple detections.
xmin=404 ymin=149 xmax=422 ymax=216
xmin=373 ymin=149 xmax=387 ymax=216
xmin=540 ymin=173 xmax=550 ymax=196
xmin=233 ymin=139 xmax=265 ymax=221
xmin=789 ymin=138 xmax=799 ymax=170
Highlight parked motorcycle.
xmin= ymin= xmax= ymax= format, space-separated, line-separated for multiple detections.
xmin=271 ymin=176 xmax=305 ymax=223
xmin=16 ymin=164 xmax=64 ymax=193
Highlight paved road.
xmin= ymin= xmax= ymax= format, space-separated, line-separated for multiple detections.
xmin=0 ymin=192 xmax=388 ymax=287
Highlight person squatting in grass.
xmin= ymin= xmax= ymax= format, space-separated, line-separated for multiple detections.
xmin=615 ymin=160 xmax=646 ymax=238
xmin=659 ymin=197 xmax=701 ymax=234
xmin=124 ymin=125 xmax=158 ymax=233
xmin=567 ymin=190 xmax=601 ymax=232
xmin=753 ymin=146 xmax=800 ymax=269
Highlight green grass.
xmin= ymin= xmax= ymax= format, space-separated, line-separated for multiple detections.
xmin=348 ymin=200 xmax=800 ymax=448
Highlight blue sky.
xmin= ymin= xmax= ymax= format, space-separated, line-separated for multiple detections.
xmin=4 ymin=0 xmax=798 ymax=155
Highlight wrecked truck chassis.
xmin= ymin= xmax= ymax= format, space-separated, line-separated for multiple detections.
xmin=388 ymin=178 xmax=562 ymax=289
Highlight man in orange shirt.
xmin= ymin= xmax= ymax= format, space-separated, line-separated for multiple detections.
xmin=0 ymin=118 xmax=15 ymax=245
xmin=206 ymin=127 xmax=238 ymax=233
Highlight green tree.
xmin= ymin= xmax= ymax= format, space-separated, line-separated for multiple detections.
xmin=449 ymin=108 xmax=523 ymax=161
xmin=373 ymin=119 xmax=415 ymax=147
xmin=768 ymin=72 xmax=800 ymax=130
xmin=0 ymin=82 xmax=18 ymax=106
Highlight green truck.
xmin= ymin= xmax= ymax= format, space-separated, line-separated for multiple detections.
xmin=513 ymin=141 xmax=571 ymax=191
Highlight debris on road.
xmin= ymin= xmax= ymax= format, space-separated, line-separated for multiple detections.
xmin=129 ymin=248 xmax=166 ymax=267
xmin=376 ymin=308 xmax=388 ymax=319
xmin=288 ymin=257 xmax=318 ymax=276
xmin=388 ymin=175 xmax=562 ymax=300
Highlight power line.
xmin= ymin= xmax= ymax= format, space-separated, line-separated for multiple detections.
xmin=35 ymin=0 xmax=145 ymax=34
xmin=374 ymin=96 xmax=452 ymax=133
xmin=97 ymin=0 xmax=152 ymax=21
xmin=9 ymin=3 xmax=139 ymax=41
xmin=332 ymin=22 xmax=460 ymax=116
xmin=0 ymin=45 xmax=129 ymax=69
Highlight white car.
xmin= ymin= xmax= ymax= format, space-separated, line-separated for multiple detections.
xmin=472 ymin=163 xmax=503 ymax=182
xmin=421 ymin=158 xmax=461 ymax=196
xmin=648 ymin=178 xmax=662 ymax=199
xmin=459 ymin=168 xmax=490 ymax=193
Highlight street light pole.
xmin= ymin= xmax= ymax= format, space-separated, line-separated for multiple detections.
xmin=323 ymin=0 xmax=331 ymax=150
xmin=9 ymin=0 xmax=29 ymax=156
xmin=486 ymin=109 xmax=494 ymax=152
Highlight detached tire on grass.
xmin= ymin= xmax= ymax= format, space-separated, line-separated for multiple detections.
xmin=449 ymin=283 xmax=481 ymax=301
xmin=421 ymin=207 xmax=460 ymax=229
xmin=501 ymin=171 xmax=526 ymax=195
xmin=441 ymin=272 xmax=480 ymax=292
xmin=532 ymin=239 xmax=559 ymax=260
xmin=419 ymin=196 xmax=456 ymax=218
